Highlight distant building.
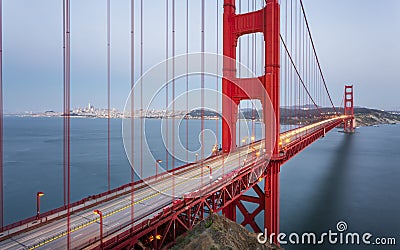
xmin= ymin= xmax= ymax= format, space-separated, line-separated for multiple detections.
xmin=87 ymin=102 xmax=94 ymax=112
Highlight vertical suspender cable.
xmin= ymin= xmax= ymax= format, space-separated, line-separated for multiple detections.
xmin=308 ymin=16 xmax=310 ymax=117
xmin=289 ymin=0 xmax=292 ymax=130
xmin=299 ymin=12 xmax=308 ymax=118
xmin=297 ymin=1 xmax=300 ymax=123
xmin=172 ymin=0 xmax=175 ymax=168
xmin=107 ymin=0 xmax=111 ymax=191
xmin=186 ymin=0 xmax=189 ymax=163
xmin=303 ymin=19 xmax=311 ymax=116
xmin=239 ymin=0 xmax=242 ymax=169
xmin=130 ymin=0 xmax=135 ymax=223
xmin=63 ymin=0 xmax=71 ymax=248
xmin=299 ymin=3 xmax=302 ymax=123
xmin=0 ymin=0 xmax=3 ymax=230
xmin=165 ymin=0 xmax=169 ymax=171
xmin=62 ymin=0 xmax=66 ymax=208
xmin=279 ymin=0 xmax=282 ymax=130
xmin=308 ymin=25 xmax=311 ymax=117
xmin=216 ymin=0 xmax=219 ymax=153
xmin=303 ymin=8 xmax=306 ymax=117
xmin=245 ymin=0 xmax=249 ymax=146
xmin=250 ymin=0 xmax=253 ymax=140
xmin=305 ymin=8 xmax=308 ymax=118
xmin=292 ymin=0 xmax=296 ymax=125
xmin=310 ymin=32 xmax=313 ymax=113
xmin=262 ymin=0 xmax=266 ymax=130
xmin=301 ymin=4 xmax=303 ymax=120
xmin=292 ymin=1 xmax=301 ymax=125
xmin=251 ymin=0 xmax=255 ymax=141
xmin=314 ymin=42 xmax=317 ymax=109
xmin=237 ymin=0 xmax=241 ymax=169
xmin=287 ymin=0 xmax=290 ymax=130
xmin=285 ymin=0 xmax=288 ymax=130
xmin=311 ymin=36 xmax=314 ymax=113
xmin=313 ymin=49 xmax=318 ymax=111
xmin=238 ymin=0 xmax=241 ymax=150
xmin=140 ymin=0 xmax=143 ymax=178
xmin=300 ymin=7 xmax=302 ymax=119
xmin=303 ymin=8 xmax=306 ymax=118
xmin=238 ymin=0 xmax=241 ymax=78
xmin=316 ymin=50 xmax=319 ymax=113
xmin=201 ymin=0 xmax=205 ymax=188
xmin=172 ymin=0 xmax=175 ymax=199
xmin=316 ymin=53 xmax=318 ymax=113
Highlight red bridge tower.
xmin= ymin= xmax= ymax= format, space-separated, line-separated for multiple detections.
xmin=344 ymin=85 xmax=355 ymax=133
xmin=222 ymin=0 xmax=281 ymax=240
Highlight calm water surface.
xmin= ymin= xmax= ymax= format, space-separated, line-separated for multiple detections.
xmin=3 ymin=117 xmax=399 ymax=249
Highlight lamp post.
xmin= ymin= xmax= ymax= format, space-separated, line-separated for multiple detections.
xmin=93 ymin=209 xmax=103 ymax=248
xmin=195 ymin=153 xmax=198 ymax=162
xmin=212 ymin=145 xmax=217 ymax=155
xmin=36 ymin=192 xmax=44 ymax=220
xmin=155 ymin=159 xmax=162 ymax=176
xmin=206 ymin=165 xmax=212 ymax=182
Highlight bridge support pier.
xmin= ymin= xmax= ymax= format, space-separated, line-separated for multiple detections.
xmin=223 ymin=161 xmax=281 ymax=244
xmin=265 ymin=161 xmax=280 ymax=242
xmin=222 ymin=200 xmax=236 ymax=222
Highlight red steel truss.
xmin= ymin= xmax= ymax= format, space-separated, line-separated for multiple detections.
xmin=95 ymin=118 xmax=343 ymax=250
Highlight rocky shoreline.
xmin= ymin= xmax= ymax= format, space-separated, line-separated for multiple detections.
xmin=354 ymin=108 xmax=400 ymax=127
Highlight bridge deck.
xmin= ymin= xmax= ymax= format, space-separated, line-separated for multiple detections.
xmin=0 ymin=116 xmax=349 ymax=249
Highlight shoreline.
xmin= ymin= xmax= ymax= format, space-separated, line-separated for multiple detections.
xmin=4 ymin=114 xmax=400 ymax=128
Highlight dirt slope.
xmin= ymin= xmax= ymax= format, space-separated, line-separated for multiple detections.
xmin=170 ymin=213 xmax=283 ymax=250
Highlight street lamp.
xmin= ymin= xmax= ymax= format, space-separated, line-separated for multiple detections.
xmin=36 ymin=192 xmax=44 ymax=220
xmin=206 ymin=165 xmax=212 ymax=182
xmin=93 ymin=209 xmax=103 ymax=248
xmin=155 ymin=159 xmax=162 ymax=176
xmin=212 ymin=144 xmax=218 ymax=155
xmin=195 ymin=153 xmax=198 ymax=162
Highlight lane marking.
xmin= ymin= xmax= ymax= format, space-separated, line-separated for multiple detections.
xmin=72 ymin=234 xmax=82 ymax=239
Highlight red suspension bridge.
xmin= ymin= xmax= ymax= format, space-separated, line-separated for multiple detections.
xmin=0 ymin=0 xmax=355 ymax=249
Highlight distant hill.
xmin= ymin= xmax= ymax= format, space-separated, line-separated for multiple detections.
xmin=187 ymin=107 xmax=400 ymax=126
xmin=352 ymin=107 xmax=400 ymax=126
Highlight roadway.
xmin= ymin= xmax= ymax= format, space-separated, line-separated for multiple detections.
xmin=0 ymin=115 xmax=347 ymax=249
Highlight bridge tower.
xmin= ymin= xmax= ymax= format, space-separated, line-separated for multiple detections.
xmin=222 ymin=0 xmax=281 ymax=241
xmin=344 ymin=85 xmax=355 ymax=133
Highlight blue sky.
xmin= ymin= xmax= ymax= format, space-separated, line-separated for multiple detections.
xmin=3 ymin=0 xmax=400 ymax=113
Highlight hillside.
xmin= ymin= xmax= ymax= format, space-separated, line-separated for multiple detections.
xmin=190 ymin=107 xmax=400 ymax=127
xmin=353 ymin=108 xmax=400 ymax=126
xmin=171 ymin=213 xmax=282 ymax=250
